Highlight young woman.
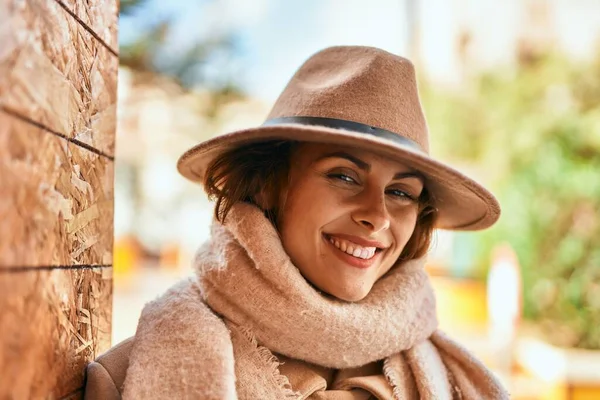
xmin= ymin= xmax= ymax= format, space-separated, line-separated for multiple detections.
xmin=86 ymin=46 xmax=508 ymax=399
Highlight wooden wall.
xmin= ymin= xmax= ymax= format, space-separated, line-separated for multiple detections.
xmin=0 ymin=0 xmax=118 ymax=398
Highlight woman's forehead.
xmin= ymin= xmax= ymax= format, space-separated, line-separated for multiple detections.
xmin=294 ymin=142 xmax=416 ymax=173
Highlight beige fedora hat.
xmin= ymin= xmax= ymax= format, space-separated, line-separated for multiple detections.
xmin=177 ymin=46 xmax=500 ymax=230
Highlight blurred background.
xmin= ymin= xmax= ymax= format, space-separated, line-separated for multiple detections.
xmin=113 ymin=0 xmax=600 ymax=398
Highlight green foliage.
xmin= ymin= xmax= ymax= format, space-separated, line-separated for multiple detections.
xmin=119 ymin=1 xmax=240 ymax=90
xmin=422 ymin=53 xmax=600 ymax=349
xmin=120 ymin=0 xmax=149 ymax=16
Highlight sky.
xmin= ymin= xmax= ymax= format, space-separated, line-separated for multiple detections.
xmin=120 ymin=0 xmax=411 ymax=101
xmin=120 ymin=0 xmax=600 ymax=102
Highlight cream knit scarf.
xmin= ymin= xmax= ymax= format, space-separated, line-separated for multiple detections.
xmin=192 ymin=203 xmax=509 ymax=399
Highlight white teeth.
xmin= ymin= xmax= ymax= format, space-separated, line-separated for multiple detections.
xmin=327 ymin=236 xmax=377 ymax=260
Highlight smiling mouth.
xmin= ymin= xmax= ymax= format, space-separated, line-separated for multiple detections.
xmin=323 ymin=234 xmax=384 ymax=260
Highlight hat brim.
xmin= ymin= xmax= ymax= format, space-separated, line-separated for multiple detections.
xmin=177 ymin=123 xmax=500 ymax=231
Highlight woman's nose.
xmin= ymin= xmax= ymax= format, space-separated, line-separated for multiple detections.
xmin=351 ymin=191 xmax=391 ymax=233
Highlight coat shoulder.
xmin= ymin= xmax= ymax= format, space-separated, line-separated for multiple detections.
xmin=121 ymin=277 xmax=237 ymax=399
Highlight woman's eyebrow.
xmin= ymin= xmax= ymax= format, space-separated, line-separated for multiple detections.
xmin=393 ymin=171 xmax=424 ymax=183
xmin=316 ymin=152 xmax=370 ymax=171
xmin=317 ymin=151 xmax=425 ymax=183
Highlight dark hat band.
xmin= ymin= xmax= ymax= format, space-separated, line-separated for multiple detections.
xmin=262 ymin=116 xmax=424 ymax=153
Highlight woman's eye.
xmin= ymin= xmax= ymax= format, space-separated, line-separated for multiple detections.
xmin=329 ymin=173 xmax=356 ymax=184
xmin=387 ymin=189 xmax=415 ymax=201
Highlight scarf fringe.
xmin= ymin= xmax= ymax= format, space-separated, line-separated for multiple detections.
xmin=236 ymin=325 xmax=301 ymax=399
xmin=382 ymin=357 xmax=401 ymax=400
xmin=447 ymin=369 xmax=463 ymax=400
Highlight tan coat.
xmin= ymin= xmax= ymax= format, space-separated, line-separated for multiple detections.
xmin=85 ymin=337 xmax=133 ymax=400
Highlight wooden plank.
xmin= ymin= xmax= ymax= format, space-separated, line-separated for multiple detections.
xmin=58 ymin=0 xmax=119 ymax=51
xmin=0 ymin=0 xmax=117 ymax=157
xmin=0 ymin=111 xmax=114 ymax=268
xmin=0 ymin=267 xmax=112 ymax=399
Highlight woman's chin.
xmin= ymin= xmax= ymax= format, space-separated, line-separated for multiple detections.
xmin=324 ymin=282 xmax=373 ymax=302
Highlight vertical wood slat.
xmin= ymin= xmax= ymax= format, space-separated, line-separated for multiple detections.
xmin=0 ymin=0 xmax=118 ymax=157
xmin=0 ymin=268 xmax=112 ymax=398
xmin=57 ymin=0 xmax=119 ymax=52
xmin=0 ymin=111 xmax=114 ymax=268
xmin=0 ymin=0 xmax=117 ymax=398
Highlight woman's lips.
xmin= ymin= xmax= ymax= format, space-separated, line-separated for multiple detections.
xmin=325 ymin=233 xmax=386 ymax=249
xmin=322 ymin=234 xmax=383 ymax=269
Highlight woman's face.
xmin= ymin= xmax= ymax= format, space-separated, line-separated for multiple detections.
xmin=278 ymin=143 xmax=424 ymax=302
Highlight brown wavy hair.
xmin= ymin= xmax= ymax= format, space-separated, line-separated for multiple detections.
xmin=203 ymin=140 xmax=437 ymax=261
